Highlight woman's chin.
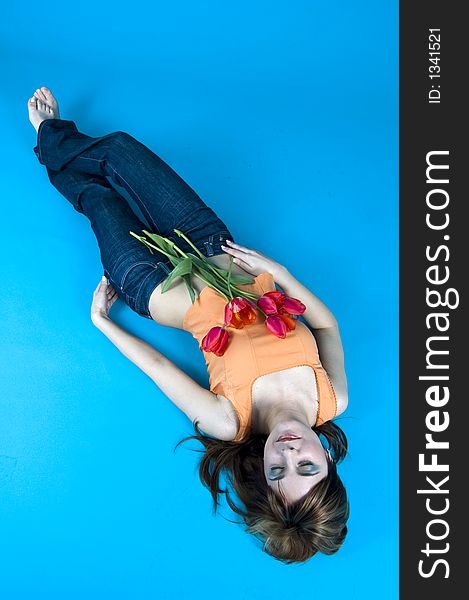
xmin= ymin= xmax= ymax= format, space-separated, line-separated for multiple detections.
xmin=268 ymin=420 xmax=312 ymax=441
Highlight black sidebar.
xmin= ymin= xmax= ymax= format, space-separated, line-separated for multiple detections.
xmin=400 ymin=2 xmax=466 ymax=597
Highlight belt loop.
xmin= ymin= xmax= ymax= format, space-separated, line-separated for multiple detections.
xmin=204 ymin=240 xmax=214 ymax=257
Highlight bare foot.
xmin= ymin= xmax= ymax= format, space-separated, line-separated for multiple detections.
xmin=28 ymin=86 xmax=60 ymax=133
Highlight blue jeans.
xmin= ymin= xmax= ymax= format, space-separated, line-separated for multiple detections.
xmin=33 ymin=119 xmax=235 ymax=319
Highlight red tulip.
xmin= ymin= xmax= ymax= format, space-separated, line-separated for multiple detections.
xmin=278 ymin=308 xmax=297 ymax=330
xmin=201 ymin=326 xmax=229 ymax=356
xmin=265 ymin=315 xmax=289 ymax=338
xmin=283 ymin=296 xmax=306 ymax=315
xmin=257 ymin=294 xmax=278 ymax=315
xmin=224 ymin=297 xmax=257 ymax=329
xmin=262 ymin=290 xmax=286 ymax=308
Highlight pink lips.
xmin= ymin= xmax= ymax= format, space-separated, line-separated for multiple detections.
xmin=276 ymin=435 xmax=301 ymax=442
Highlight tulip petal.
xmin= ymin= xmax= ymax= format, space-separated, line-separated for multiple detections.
xmin=224 ymin=303 xmax=233 ymax=326
xmin=213 ymin=329 xmax=229 ymax=356
xmin=257 ymin=295 xmax=278 ymax=315
xmin=278 ymin=311 xmax=297 ymax=330
xmin=201 ymin=327 xmax=220 ymax=351
xmin=225 ymin=297 xmax=257 ymax=328
xmin=240 ymin=305 xmax=257 ymax=325
xmin=265 ymin=315 xmax=288 ymax=338
xmin=283 ymin=296 xmax=306 ymax=315
xmin=231 ymin=312 xmax=246 ymax=329
xmin=262 ymin=290 xmax=286 ymax=308
xmin=201 ymin=326 xmax=229 ymax=355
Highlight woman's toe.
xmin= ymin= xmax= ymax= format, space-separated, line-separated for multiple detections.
xmin=41 ymin=86 xmax=55 ymax=105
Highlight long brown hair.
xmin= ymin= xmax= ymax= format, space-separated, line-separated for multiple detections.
xmin=177 ymin=420 xmax=349 ymax=564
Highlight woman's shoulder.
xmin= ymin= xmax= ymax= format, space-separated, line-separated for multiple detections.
xmin=335 ymin=392 xmax=348 ymax=416
xmin=213 ymin=393 xmax=240 ymax=441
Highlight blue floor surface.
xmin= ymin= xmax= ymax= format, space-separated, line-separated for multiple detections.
xmin=1 ymin=2 xmax=398 ymax=598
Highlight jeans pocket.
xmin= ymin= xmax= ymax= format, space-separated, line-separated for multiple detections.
xmin=104 ymin=257 xmax=172 ymax=319
xmin=120 ymin=261 xmax=162 ymax=300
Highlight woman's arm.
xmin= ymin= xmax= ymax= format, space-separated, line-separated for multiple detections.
xmin=221 ymin=241 xmax=338 ymax=329
xmin=91 ymin=313 xmax=237 ymax=439
xmin=273 ymin=266 xmax=338 ymax=330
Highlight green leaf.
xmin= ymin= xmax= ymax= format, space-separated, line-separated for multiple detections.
xmin=168 ymin=255 xmax=182 ymax=268
xmin=187 ymin=254 xmax=235 ymax=288
xmin=227 ymin=256 xmax=234 ymax=299
xmin=161 ymin=257 xmax=193 ymax=293
xmin=187 ymin=253 xmax=210 ymax=269
xmin=186 ymin=256 xmax=222 ymax=284
xmin=130 ymin=231 xmax=176 ymax=260
xmin=227 ymin=274 xmax=255 ymax=284
xmin=186 ymin=254 xmax=222 ymax=278
xmin=194 ymin=258 xmax=255 ymax=285
xmin=182 ymin=273 xmax=196 ymax=304
xmin=142 ymin=230 xmax=179 ymax=256
xmin=172 ymin=229 xmax=205 ymax=258
xmin=194 ymin=269 xmax=220 ymax=288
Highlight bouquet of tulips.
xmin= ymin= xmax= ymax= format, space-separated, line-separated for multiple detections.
xmin=130 ymin=228 xmax=306 ymax=357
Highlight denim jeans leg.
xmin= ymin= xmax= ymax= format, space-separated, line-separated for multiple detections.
xmin=44 ymin=165 xmax=172 ymax=319
xmin=33 ymin=119 xmax=235 ymax=256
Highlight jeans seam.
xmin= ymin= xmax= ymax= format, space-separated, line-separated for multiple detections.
xmin=120 ymin=261 xmax=159 ymax=292
xmin=134 ymin=264 xmax=169 ymax=304
xmin=35 ymin=120 xmax=48 ymax=163
xmin=77 ymin=155 xmax=156 ymax=232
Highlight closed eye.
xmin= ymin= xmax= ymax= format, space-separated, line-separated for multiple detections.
xmin=297 ymin=461 xmax=320 ymax=476
xmin=268 ymin=466 xmax=285 ymax=481
xmin=268 ymin=462 xmax=321 ymax=481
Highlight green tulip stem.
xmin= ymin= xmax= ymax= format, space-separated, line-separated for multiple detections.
xmin=173 ymin=229 xmax=206 ymax=259
xmin=191 ymin=265 xmax=234 ymax=301
xmin=193 ymin=273 xmax=230 ymax=301
xmin=172 ymin=245 xmax=190 ymax=259
xmin=174 ymin=228 xmax=244 ymax=293
xmin=129 ymin=232 xmax=175 ymax=261
xmin=131 ymin=228 xmax=263 ymax=305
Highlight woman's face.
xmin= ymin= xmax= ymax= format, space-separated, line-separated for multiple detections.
xmin=263 ymin=420 xmax=329 ymax=503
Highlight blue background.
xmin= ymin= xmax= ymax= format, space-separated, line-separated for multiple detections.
xmin=0 ymin=1 xmax=398 ymax=598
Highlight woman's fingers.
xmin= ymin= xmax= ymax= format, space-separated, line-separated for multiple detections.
xmin=222 ymin=244 xmax=252 ymax=262
xmin=221 ymin=244 xmax=250 ymax=266
xmin=232 ymin=256 xmax=252 ymax=269
xmin=225 ymin=239 xmax=256 ymax=254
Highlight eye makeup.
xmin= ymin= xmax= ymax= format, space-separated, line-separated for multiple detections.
xmin=268 ymin=462 xmax=321 ymax=481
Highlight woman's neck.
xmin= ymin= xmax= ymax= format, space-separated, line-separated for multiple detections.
xmin=251 ymin=398 xmax=316 ymax=435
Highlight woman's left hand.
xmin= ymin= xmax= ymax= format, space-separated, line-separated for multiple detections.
xmin=91 ymin=276 xmax=119 ymax=320
xmin=220 ymin=239 xmax=285 ymax=278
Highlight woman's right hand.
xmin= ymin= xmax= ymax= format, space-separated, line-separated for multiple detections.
xmin=220 ymin=240 xmax=286 ymax=278
xmin=91 ymin=276 xmax=119 ymax=323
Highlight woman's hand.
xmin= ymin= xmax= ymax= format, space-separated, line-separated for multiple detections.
xmin=220 ymin=240 xmax=286 ymax=278
xmin=91 ymin=276 xmax=119 ymax=322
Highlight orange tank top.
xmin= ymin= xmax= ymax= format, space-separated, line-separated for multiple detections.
xmin=182 ymin=272 xmax=337 ymax=442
